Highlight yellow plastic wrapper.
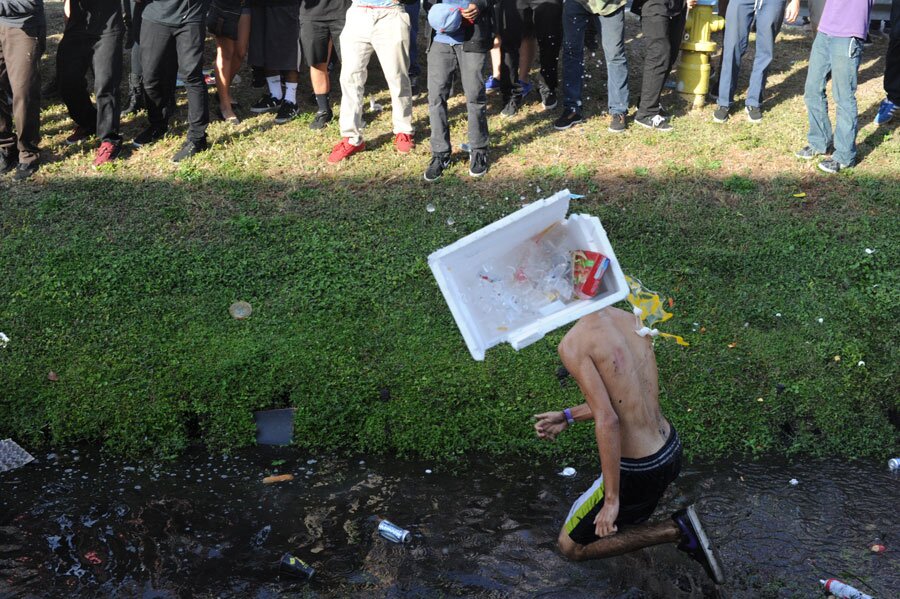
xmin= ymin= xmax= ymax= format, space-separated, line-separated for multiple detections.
xmin=625 ymin=275 xmax=689 ymax=347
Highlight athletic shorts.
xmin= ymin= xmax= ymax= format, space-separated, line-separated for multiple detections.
xmin=249 ymin=4 xmax=301 ymax=71
xmin=299 ymin=19 xmax=344 ymax=67
xmin=565 ymin=426 xmax=682 ymax=546
xmin=517 ymin=0 xmax=562 ymax=37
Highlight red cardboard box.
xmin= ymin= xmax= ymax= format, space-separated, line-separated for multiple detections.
xmin=572 ymin=250 xmax=610 ymax=299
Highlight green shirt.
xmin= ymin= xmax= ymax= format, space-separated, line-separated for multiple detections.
xmin=576 ymin=0 xmax=626 ymax=17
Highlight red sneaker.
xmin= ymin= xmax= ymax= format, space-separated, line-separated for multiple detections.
xmin=65 ymin=125 xmax=95 ymax=146
xmin=328 ymin=138 xmax=365 ymax=163
xmin=394 ymin=132 xmax=414 ymax=154
xmin=92 ymin=141 xmax=121 ymax=168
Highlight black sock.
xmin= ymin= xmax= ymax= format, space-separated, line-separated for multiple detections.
xmin=315 ymin=94 xmax=330 ymax=113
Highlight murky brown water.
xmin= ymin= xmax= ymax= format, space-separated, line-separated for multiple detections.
xmin=1 ymin=447 xmax=897 ymax=598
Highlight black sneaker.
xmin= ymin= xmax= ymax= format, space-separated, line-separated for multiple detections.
xmin=274 ymin=101 xmax=299 ymax=124
xmin=672 ymin=506 xmax=725 ymax=584
xmin=469 ymin=149 xmax=488 ymax=178
xmin=746 ymin=105 xmax=763 ymax=122
xmin=424 ymin=154 xmax=451 ymax=182
xmin=309 ymin=110 xmax=333 ymax=130
xmin=0 ymin=151 xmax=17 ymax=174
xmin=132 ymin=124 xmax=168 ymax=147
xmin=817 ymin=157 xmax=849 ymax=174
xmin=794 ymin=145 xmax=822 ymax=160
xmin=540 ymin=86 xmax=558 ymax=110
xmin=712 ymin=105 xmax=729 ymax=123
xmin=634 ymin=114 xmax=673 ymax=132
xmin=250 ymin=93 xmax=281 ymax=113
xmin=554 ymin=108 xmax=583 ymax=130
xmin=171 ymin=138 xmax=209 ymax=163
xmin=608 ymin=113 xmax=626 ymax=133
xmin=501 ymin=94 xmax=522 ymax=118
xmin=13 ymin=160 xmax=39 ymax=181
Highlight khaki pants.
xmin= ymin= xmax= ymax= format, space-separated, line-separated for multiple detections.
xmin=0 ymin=24 xmax=45 ymax=165
xmin=338 ymin=5 xmax=412 ymax=145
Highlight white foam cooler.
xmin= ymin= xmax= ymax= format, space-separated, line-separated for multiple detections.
xmin=428 ymin=189 xmax=629 ymax=360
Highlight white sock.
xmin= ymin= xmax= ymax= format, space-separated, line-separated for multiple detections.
xmin=267 ymin=76 xmax=283 ymax=100
xmin=284 ymin=82 xmax=298 ymax=105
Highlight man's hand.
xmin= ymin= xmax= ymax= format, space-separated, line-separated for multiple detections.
xmin=533 ymin=411 xmax=567 ymax=441
xmin=785 ymin=0 xmax=800 ymax=24
xmin=461 ymin=3 xmax=479 ymax=20
xmin=594 ymin=500 xmax=619 ymax=538
xmin=686 ymin=0 xmax=698 ymax=8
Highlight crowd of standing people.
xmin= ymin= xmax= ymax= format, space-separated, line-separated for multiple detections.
xmin=0 ymin=0 xmax=897 ymax=181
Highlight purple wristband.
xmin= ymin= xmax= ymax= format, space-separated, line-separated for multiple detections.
xmin=563 ymin=408 xmax=575 ymax=425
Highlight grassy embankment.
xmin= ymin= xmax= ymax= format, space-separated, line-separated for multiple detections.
xmin=1 ymin=4 xmax=897 ymax=460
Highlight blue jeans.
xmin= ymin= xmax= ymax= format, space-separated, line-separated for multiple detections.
xmin=717 ymin=0 xmax=785 ymax=109
xmin=804 ymin=32 xmax=863 ymax=166
xmin=404 ymin=0 xmax=420 ymax=78
xmin=561 ymin=1 xmax=627 ymax=114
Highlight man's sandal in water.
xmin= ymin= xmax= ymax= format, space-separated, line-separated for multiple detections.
xmin=672 ymin=505 xmax=726 ymax=584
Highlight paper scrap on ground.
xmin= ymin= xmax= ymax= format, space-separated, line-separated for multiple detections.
xmin=0 ymin=439 xmax=35 ymax=473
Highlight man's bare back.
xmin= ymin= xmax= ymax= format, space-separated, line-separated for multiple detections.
xmin=557 ymin=307 xmax=670 ymax=460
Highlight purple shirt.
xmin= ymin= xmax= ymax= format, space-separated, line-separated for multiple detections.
xmin=817 ymin=0 xmax=874 ymax=40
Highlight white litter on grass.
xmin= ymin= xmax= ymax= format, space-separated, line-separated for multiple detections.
xmin=775 ymin=313 xmax=782 ymax=317
xmin=789 ymin=478 xmax=799 ymax=486
xmin=858 ymin=360 xmax=865 ymax=367
xmin=0 ymin=439 xmax=35 ymax=473
xmin=426 ymin=203 xmax=435 ymax=213
xmin=560 ymin=467 xmax=576 ymax=477
xmin=865 ymin=248 xmax=875 ymax=254
xmin=817 ymin=317 xmax=824 ymax=323
xmin=425 ymin=469 xmax=432 ymax=474
xmin=446 ymin=217 xmax=455 ymax=226
xmin=0 ymin=332 xmax=8 ymax=348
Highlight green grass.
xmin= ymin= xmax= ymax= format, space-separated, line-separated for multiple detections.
xmin=0 ymin=6 xmax=898 ymax=460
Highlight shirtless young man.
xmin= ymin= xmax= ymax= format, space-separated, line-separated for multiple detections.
xmin=534 ymin=306 xmax=724 ymax=584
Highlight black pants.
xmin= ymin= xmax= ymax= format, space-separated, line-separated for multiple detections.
xmin=636 ymin=0 xmax=685 ymax=119
xmin=886 ymin=0 xmax=900 ymax=104
xmin=497 ymin=0 xmax=522 ymax=99
xmin=141 ymin=19 xmax=208 ymax=142
xmin=518 ymin=0 xmax=562 ymax=91
xmin=57 ymin=2 xmax=124 ymax=143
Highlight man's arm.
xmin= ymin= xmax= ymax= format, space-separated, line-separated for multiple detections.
xmin=562 ymin=351 xmax=621 ymax=539
xmin=534 ymin=403 xmax=593 ymax=440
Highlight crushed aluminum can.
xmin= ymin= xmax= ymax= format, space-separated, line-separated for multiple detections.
xmin=378 ymin=520 xmax=411 ymax=544
xmin=280 ymin=553 xmax=315 ymax=580
xmin=888 ymin=458 xmax=900 ymax=471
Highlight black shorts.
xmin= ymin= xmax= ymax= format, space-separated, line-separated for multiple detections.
xmin=207 ymin=0 xmax=244 ymax=40
xmin=565 ymin=426 xmax=682 ymax=546
xmin=299 ymin=19 xmax=344 ymax=66
xmin=249 ymin=4 xmax=301 ymax=71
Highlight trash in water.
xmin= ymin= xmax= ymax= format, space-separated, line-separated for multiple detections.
xmin=870 ymin=544 xmax=886 ymax=553
xmin=229 ymin=301 xmax=252 ymax=320
xmin=84 ymin=551 xmax=102 ymax=565
xmin=262 ymin=474 xmax=294 ymax=484
xmin=254 ymin=408 xmax=296 ymax=446
xmin=425 ymin=469 xmax=432 ymax=474
xmin=252 ymin=525 xmax=272 ymax=547
xmin=789 ymin=478 xmax=799 ymax=486
xmin=378 ymin=520 xmax=411 ymax=544
xmin=560 ymin=467 xmax=576 ymax=477
xmin=888 ymin=458 xmax=900 ymax=471
xmin=0 ymin=439 xmax=35 ymax=473
xmin=280 ymin=553 xmax=315 ymax=580
xmin=426 ymin=203 xmax=435 ymax=213
xmin=820 ymin=578 xmax=873 ymax=599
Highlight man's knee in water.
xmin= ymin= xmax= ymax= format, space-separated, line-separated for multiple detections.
xmin=557 ymin=529 xmax=584 ymax=561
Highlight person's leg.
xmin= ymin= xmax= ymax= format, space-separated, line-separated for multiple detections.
xmin=499 ymin=0 xmax=523 ymax=100
xmin=0 ymin=29 xmax=15 ymax=161
xmin=829 ymin=35 xmax=862 ymax=166
xmin=532 ymin=0 xmax=562 ymax=92
xmin=884 ymin=0 xmax=900 ymax=104
xmin=459 ymin=47 xmax=489 ymax=151
xmin=404 ymin=0 xmax=421 ymax=81
xmin=636 ymin=4 xmax=670 ymax=120
xmin=490 ymin=36 xmax=502 ymax=79
xmin=338 ymin=6 xmax=375 ymax=144
xmin=371 ymin=8 xmax=413 ymax=136
xmin=802 ymin=33 xmax=833 ymax=154
xmin=666 ymin=8 xmax=685 ymax=73
xmin=215 ymin=35 xmax=236 ymax=115
xmin=717 ymin=0 xmax=752 ymax=108
xmin=561 ymin=0 xmax=588 ymax=111
xmin=57 ymin=30 xmax=98 ymax=133
xmin=427 ymin=41 xmax=456 ymax=156
xmin=600 ymin=7 xmax=628 ymax=116
xmin=745 ymin=0 xmax=785 ymax=109
xmin=518 ymin=7 xmax=536 ymax=84
xmin=558 ymin=520 xmax=680 ymax=561
xmin=93 ymin=27 xmax=125 ymax=143
xmin=174 ymin=22 xmax=209 ymax=144
xmin=141 ymin=20 xmax=174 ymax=129
xmin=2 ymin=25 xmax=44 ymax=166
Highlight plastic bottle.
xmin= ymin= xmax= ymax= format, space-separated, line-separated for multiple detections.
xmin=888 ymin=457 xmax=900 ymax=471
xmin=820 ymin=579 xmax=873 ymax=599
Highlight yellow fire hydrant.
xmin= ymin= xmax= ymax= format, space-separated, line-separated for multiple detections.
xmin=675 ymin=0 xmax=726 ymax=109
